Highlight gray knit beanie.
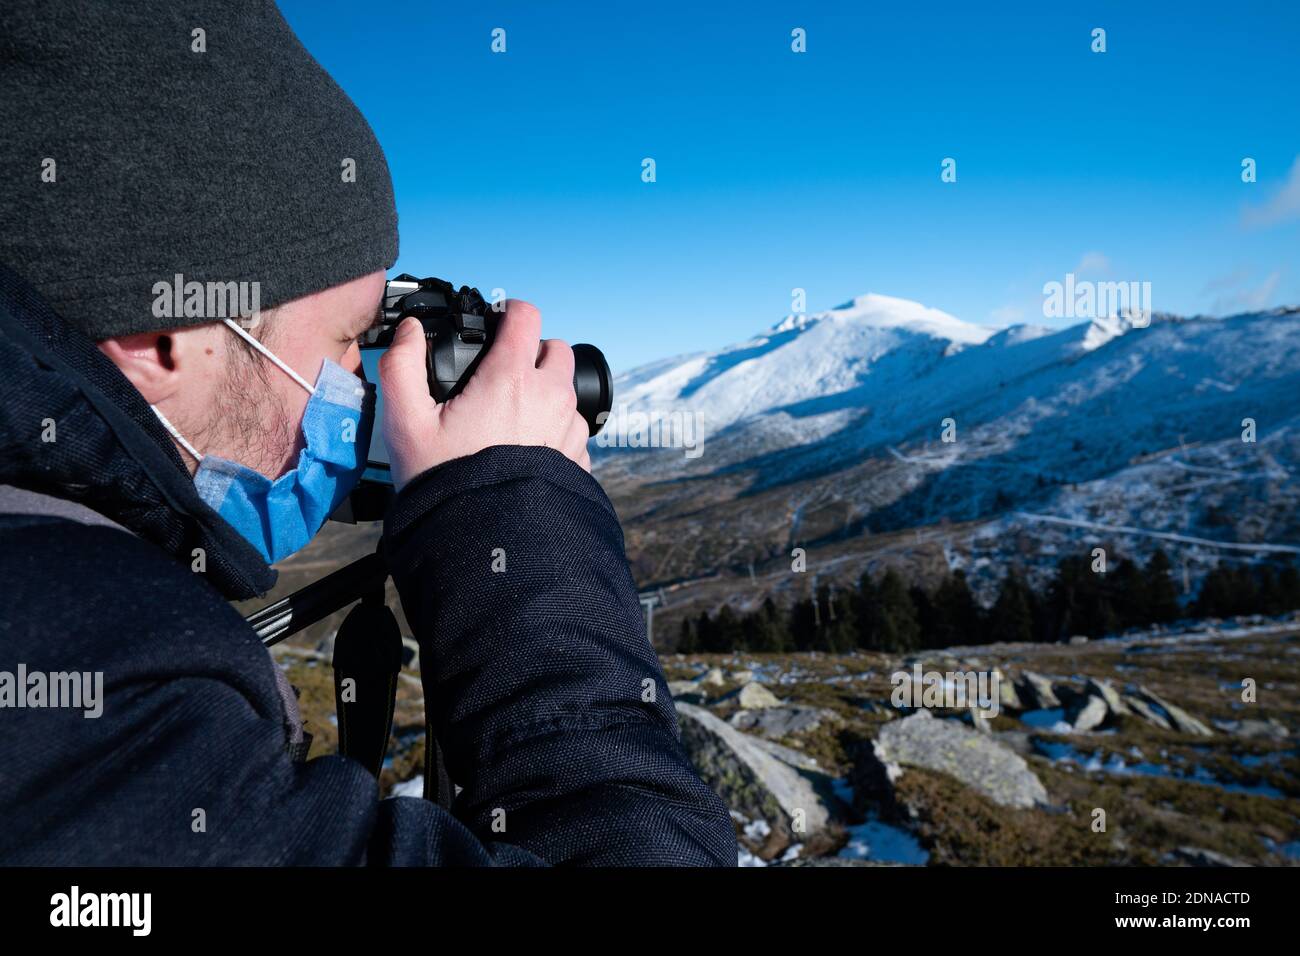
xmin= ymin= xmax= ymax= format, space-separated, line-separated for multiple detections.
xmin=0 ymin=0 xmax=398 ymax=339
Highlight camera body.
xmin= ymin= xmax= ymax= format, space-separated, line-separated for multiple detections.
xmin=361 ymin=274 xmax=612 ymax=433
xmin=335 ymin=274 xmax=613 ymax=523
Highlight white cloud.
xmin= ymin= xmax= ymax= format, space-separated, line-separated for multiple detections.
xmin=989 ymin=305 xmax=1025 ymax=325
xmin=1074 ymin=251 xmax=1110 ymax=275
xmin=1209 ymin=270 xmax=1281 ymax=315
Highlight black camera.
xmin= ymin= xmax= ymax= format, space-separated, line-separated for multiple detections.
xmin=350 ymin=274 xmax=613 ymax=501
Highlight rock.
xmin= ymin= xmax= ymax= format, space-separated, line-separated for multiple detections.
xmin=676 ymin=703 xmax=833 ymax=843
xmin=1136 ymin=686 xmax=1214 ymax=736
xmin=695 ymin=667 xmax=726 ymax=688
xmin=1084 ymin=677 xmax=1129 ymax=716
xmin=1064 ymin=679 xmax=1129 ymax=732
xmin=729 ymin=705 xmax=839 ymax=739
xmin=1016 ymin=671 xmax=1060 ymax=710
xmin=994 ymin=668 xmax=1023 ymax=711
xmin=400 ymin=636 xmax=420 ymax=671
xmin=1068 ymin=695 xmax=1109 ymax=733
xmin=1068 ymin=635 xmax=1089 ymax=645
xmin=315 ymin=629 xmax=337 ymax=658
xmin=1212 ymin=718 xmax=1290 ymax=740
xmin=856 ymin=710 xmax=1048 ymax=809
xmin=668 ymin=680 xmax=706 ymax=704
xmin=1123 ymin=695 xmax=1172 ymax=730
xmin=389 ymin=774 xmax=424 ymax=799
xmin=993 ymin=730 xmax=1035 ymax=757
xmin=746 ymin=734 xmax=822 ymax=771
xmin=1170 ymin=846 xmax=1249 ymax=868
xmin=722 ymin=681 xmax=781 ymax=710
xmin=730 ymin=669 xmax=755 ymax=683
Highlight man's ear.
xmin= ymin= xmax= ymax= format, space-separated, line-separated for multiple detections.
xmin=98 ymin=332 xmax=184 ymax=405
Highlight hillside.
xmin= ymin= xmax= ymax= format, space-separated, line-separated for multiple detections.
xmin=594 ymin=297 xmax=1300 ymax=633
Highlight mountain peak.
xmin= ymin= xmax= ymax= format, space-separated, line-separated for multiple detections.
xmin=772 ymin=293 xmax=994 ymax=345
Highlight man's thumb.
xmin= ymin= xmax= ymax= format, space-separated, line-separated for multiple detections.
xmin=377 ymin=317 xmax=429 ymax=417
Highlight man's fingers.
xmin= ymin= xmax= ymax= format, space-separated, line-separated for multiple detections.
xmin=537 ymin=337 xmax=576 ymax=383
xmin=481 ymin=299 xmax=543 ymax=375
xmin=377 ymin=317 xmax=431 ymax=421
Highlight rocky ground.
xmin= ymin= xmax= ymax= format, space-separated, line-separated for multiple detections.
xmin=272 ymin=612 xmax=1300 ymax=867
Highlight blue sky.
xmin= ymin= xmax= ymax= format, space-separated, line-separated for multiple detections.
xmin=280 ymin=0 xmax=1300 ymax=373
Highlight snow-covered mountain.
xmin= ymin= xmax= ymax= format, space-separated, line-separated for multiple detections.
xmin=595 ymin=293 xmax=1300 ymax=607
xmin=607 ymin=293 xmax=994 ymax=444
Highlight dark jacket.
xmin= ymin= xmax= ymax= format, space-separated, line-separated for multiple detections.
xmin=0 ymin=264 xmax=736 ymax=866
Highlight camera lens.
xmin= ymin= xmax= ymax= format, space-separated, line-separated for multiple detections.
xmin=572 ymin=343 xmax=613 ymax=437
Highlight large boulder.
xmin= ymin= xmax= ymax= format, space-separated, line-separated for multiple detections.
xmin=676 ymin=703 xmax=834 ymax=844
xmin=1170 ymin=846 xmax=1248 ymax=867
xmin=667 ymin=680 xmax=707 ymax=704
xmin=722 ymin=681 xmax=782 ymax=710
xmin=695 ymin=668 xmax=726 ymax=688
xmin=1123 ymin=694 xmax=1172 ymax=730
xmin=1068 ymin=695 xmax=1109 ymax=733
xmin=1212 ymin=717 xmax=1290 ymax=740
xmin=1063 ymin=678 xmax=1128 ymax=732
xmin=729 ymin=705 xmax=839 ymax=740
xmin=995 ymin=668 xmax=1024 ymax=711
xmin=1136 ymin=686 xmax=1214 ymax=736
xmin=1085 ymin=677 xmax=1129 ymax=716
xmin=855 ymin=710 xmax=1049 ymax=810
xmin=1016 ymin=671 xmax=1060 ymax=710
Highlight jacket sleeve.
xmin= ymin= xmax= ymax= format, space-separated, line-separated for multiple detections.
xmin=380 ymin=445 xmax=737 ymax=866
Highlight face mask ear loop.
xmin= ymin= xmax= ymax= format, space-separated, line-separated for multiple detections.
xmin=150 ymin=405 xmax=205 ymax=463
xmin=222 ymin=318 xmax=317 ymax=396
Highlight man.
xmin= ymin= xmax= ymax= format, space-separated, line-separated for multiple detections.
xmin=0 ymin=1 xmax=736 ymax=866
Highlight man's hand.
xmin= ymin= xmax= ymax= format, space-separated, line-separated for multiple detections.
xmin=378 ymin=300 xmax=591 ymax=490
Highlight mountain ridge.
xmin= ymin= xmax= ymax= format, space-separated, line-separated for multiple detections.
xmin=595 ymin=294 xmax=1300 ymax=621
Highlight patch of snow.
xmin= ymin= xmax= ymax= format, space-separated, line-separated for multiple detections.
xmin=743 ymin=818 xmax=772 ymax=842
xmin=838 ymin=814 xmax=930 ymax=865
xmin=388 ymin=775 xmax=424 ymax=799
xmin=1021 ymin=708 xmax=1072 ymax=733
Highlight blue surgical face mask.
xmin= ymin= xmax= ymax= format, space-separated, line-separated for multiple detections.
xmin=151 ymin=319 xmax=375 ymax=564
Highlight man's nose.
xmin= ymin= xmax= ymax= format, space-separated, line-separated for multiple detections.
xmin=343 ymin=341 xmax=364 ymax=378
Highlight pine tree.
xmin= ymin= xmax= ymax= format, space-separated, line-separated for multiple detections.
xmin=855 ymin=571 xmax=882 ymax=650
xmin=876 ymin=568 xmax=921 ymax=652
xmin=709 ymin=604 xmax=743 ymax=652
xmin=1228 ymin=565 xmax=1260 ymax=617
xmin=1256 ymin=565 xmax=1282 ymax=616
xmin=693 ymin=610 xmax=719 ymax=653
xmin=1194 ymin=565 xmax=1233 ymax=617
xmin=1278 ymin=564 xmax=1300 ymax=612
xmin=930 ymin=570 xmax=982 ymax=647
xmin=1045 ymin=554 xmax=1118 ymax=640
xmin=789 ymin=596 xmax=817 ymax=651
xmin=1110 ymin=557 xmax=1147 ymax=630
xmin=909 ymin=584 xmax=938 ymax=648
xmin=1144 ymin=549 xmax=1182 ymax=623
xmin=676 ymin=617 xmax=698 ymax=654
xmin=812 ymin=584 xmax=856 ymax=653
xmin=743 ymin=597 xmax=787 ymax=652
xmin=987 ymin=569 xmax=1034 ymax=644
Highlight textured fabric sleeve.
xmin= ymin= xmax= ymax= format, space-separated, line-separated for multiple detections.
xmin=381 ymin=445 xmax=737 ymax=866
